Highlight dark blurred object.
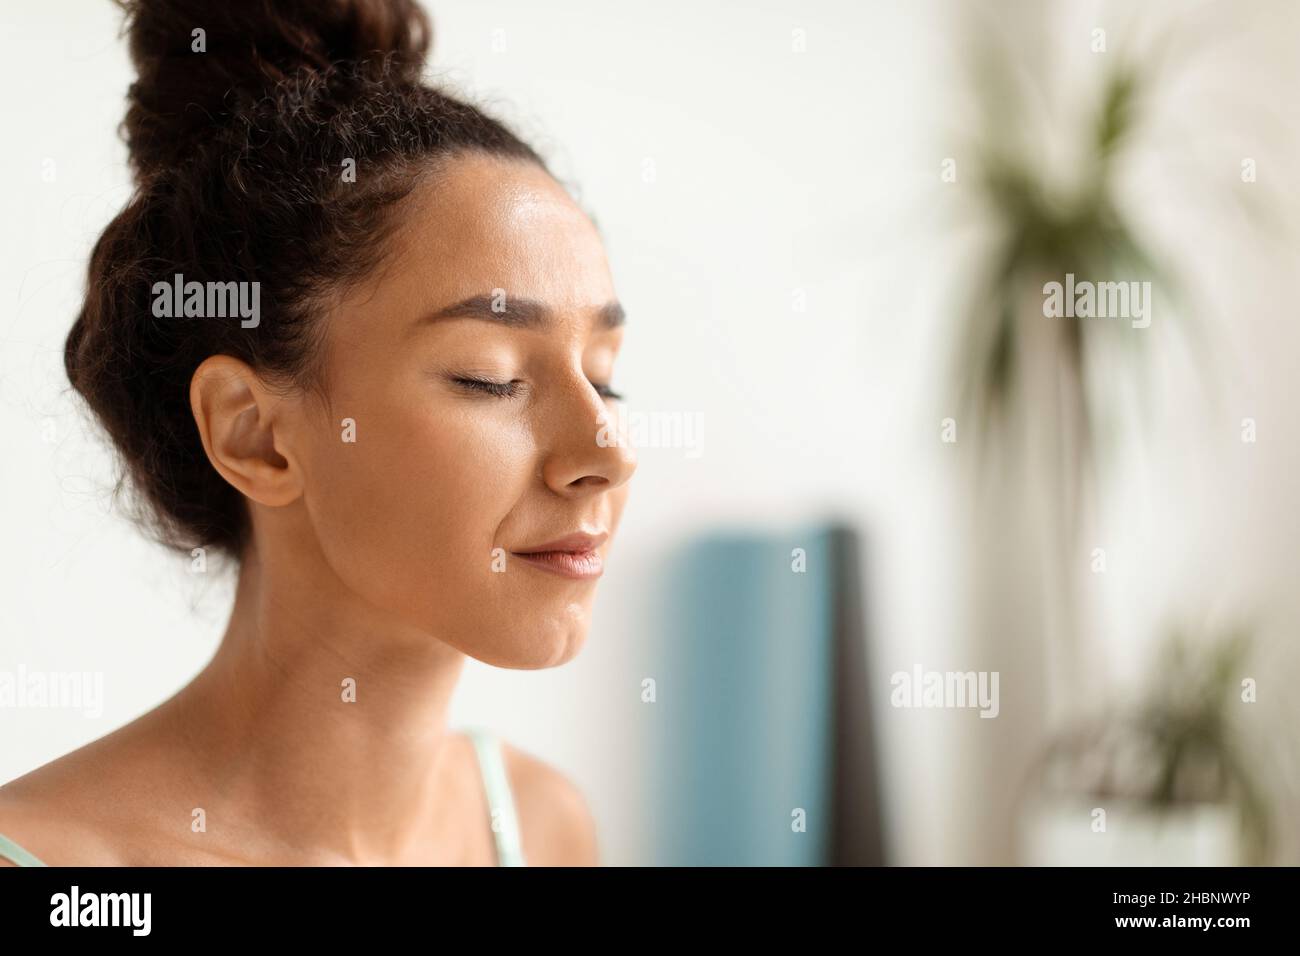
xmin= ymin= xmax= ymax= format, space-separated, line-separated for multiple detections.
xmin=829 ymin=526 xmax=886 ymax=865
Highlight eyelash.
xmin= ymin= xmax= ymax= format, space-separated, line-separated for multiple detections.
xmin=453 ymin=376 xmax=624 ymax=401
xmin=454 ymin=376 xmax=520 ymax=398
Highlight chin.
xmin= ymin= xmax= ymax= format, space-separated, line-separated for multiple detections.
xmin=526 ymin=610 xmax=595 ymax=668
xmin=434 ymin=599 xmax=592 ymax=669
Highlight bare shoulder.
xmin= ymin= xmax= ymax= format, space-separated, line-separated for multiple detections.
xmin=498 ymin=739 xmax=599 ymax=866
xmin=0 ymin=706 xmax=189 ymax=866
xmin=0 ymin=790 xmax=66 ymax=866
xmin=0 ymin=757 xmax=129 ymax=866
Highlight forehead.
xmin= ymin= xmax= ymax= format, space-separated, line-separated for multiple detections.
xmin=388 ymin=153 xmax=615 ymax=311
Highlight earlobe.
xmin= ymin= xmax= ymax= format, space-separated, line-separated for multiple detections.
xmin=189 ymin=355 xmax=303 ymax=507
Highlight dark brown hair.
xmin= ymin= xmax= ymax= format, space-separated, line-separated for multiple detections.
xmin=65 ymin=0 xmax=546 ymax=558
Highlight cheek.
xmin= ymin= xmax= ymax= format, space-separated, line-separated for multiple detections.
xmin=607 ymin=484 xmax=632 ymax=542
xmin=301 ymin=387 xmax=536 ymax=623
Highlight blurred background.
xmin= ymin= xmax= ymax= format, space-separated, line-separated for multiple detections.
xmin=2 ymin=0 xmax=1298 ymax=865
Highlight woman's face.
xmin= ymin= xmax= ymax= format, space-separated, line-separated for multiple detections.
xmin=295 ymin=153 xmax=636 ymax=668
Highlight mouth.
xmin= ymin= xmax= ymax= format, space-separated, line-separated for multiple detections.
xmin=510 ymin=531 xmax=608 ymax=581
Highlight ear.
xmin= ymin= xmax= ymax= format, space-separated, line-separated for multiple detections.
xmin=189 ymin=354 xmax=303 ymax=508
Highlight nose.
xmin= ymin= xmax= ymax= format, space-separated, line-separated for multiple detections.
xmin=539 ymin=375 xmax=637 ymax=497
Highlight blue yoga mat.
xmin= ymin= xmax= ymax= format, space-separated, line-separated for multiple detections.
xmin=651 ymin=525 xmax=841 ymax=866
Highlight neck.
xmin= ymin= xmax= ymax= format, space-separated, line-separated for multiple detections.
xmin=166 ymin=533 xmax=467 ymax=865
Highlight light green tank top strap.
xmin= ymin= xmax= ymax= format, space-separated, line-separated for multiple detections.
xmin=463 ymin=725 xmax=526 ymax=867
xmin=0 ymin=831 xmax=48 ymax=867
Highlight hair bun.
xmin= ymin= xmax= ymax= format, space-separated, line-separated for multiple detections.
xmin=118 ymin=0 xmax=432 ymax=179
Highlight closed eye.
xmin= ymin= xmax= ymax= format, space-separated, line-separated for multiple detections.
xmin=453 ymin=376 xmax=521 ymax=398
xmin=454 ymin=375 xmax=623 ymax=401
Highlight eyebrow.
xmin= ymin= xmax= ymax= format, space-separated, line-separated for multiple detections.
xmin=420 ymin=294 xmax=625 ymax=331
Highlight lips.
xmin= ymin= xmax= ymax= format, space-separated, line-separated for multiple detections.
xmin=510 ymin=531 xmax=608 ymax=580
